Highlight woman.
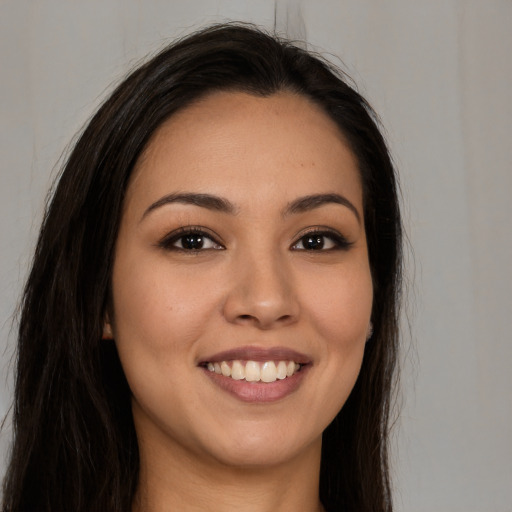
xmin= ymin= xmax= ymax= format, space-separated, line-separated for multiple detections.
xmin=2 ymin=23 xmax=402 ymax=511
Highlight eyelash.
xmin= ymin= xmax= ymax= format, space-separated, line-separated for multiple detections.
xmin=157 ymin=226 xmax=223 ymax=252
xmin=292 ymin=229 xmax=353 ymax=251
xmin=157 ymin=227 xmax=352 ymax=252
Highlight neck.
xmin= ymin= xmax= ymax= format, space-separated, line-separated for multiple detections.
xmin=133 ymin=432 xmax=324 ymax=512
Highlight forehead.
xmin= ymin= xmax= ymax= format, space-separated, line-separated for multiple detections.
xmin=125 ymin=91 xmax=362 ymax=214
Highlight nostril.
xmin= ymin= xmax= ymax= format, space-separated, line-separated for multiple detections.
xmin=225 ymin=291 xmax=300 ymax=328
xmin=234 ymin=313 xmax=295 ymax=327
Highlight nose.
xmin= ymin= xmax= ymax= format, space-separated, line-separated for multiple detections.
xmin=222 ymin=251 xmax=300 ymax=330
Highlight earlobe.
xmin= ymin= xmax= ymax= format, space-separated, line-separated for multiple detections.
xmin=366 ymin=321 xmax=374 ymax=342
xmin=102 ymin=317 xmax=114 ymax=340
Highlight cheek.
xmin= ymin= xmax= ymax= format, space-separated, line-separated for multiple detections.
xmin=110 ymin=256 xmax=220 ymax=359
xmin=300 ymin=261 xmax=373 ymax=342
xmin=110 ymin=258 xmax=218 ymax=428
xmin=297 ymin=261 xmax=372 ymax=414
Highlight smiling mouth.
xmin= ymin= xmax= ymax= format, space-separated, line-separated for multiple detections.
xmin=202 ymin=360 xmax=302 ymax=383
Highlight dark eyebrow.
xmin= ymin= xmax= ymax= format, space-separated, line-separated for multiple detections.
xmin=284 ymin=193 xmax=361 ymax=223
xmin=141 ymin=193 xmax=238 ymax=221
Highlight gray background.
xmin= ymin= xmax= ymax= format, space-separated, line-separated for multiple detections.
xmin=1 ymin=1 xmax=511 ymax=510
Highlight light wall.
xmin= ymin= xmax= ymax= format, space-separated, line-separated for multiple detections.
xmin=1 ymin=1 xmax=510 ymax=510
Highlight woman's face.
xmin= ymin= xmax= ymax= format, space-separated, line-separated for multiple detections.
xmin=108 ymin=91 xmax=373 ymax=469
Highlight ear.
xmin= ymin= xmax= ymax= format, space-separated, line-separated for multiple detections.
xmin=102 ymin=314 xmax=114 ymax=340
xmin=366 ymin=321 xmax=374 ymax=342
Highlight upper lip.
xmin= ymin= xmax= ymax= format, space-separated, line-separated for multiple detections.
xmin=199 ymin=346 xmax=311 ymax=365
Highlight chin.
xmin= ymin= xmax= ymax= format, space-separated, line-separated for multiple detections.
xmin=198 ymin=424 xmax=321 ymax=469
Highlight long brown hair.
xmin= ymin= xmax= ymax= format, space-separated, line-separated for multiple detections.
xmin=2 ymin=23 xmax=402 ymax=512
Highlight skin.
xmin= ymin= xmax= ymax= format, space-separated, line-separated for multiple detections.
xmin=106 ymin=91 xmax=373 ymax=511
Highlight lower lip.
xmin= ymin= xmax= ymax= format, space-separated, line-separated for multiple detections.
xmin=201 ymin=365 xmax=309 ymax=403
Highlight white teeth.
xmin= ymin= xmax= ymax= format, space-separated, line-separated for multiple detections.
xmin=245 ymin=361 xmax=260 ymax=382
xmin=205 ymin=359 xmax=302 ymax=383
xmin=231 ymin=360 xmax=245 ymax=380
xmin=276 ymin=361 xmax=287 ymax=380
xmin=260 ymin=361 xmax=277 ymax=382
xmin=220 ymin=361 xmax=231 ymax=377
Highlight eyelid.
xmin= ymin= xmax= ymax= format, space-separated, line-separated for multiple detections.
xmin=290 ymin=227 xmax=353 ymax=251
xmin=157 ymin=226 xmax=225 ymax=251
xmin=156 ymin=225 xmax=352 ymax=252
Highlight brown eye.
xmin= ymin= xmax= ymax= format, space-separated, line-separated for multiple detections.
xmin=159 ymin=228 xmax=224 ymax=251
xmin=291 ymin=230 xmax=352 ymax=251
xmin=179 ymin=234 xmax=206 ymax=250
xmin=301 ymin=235 xmax=326 ymax=250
